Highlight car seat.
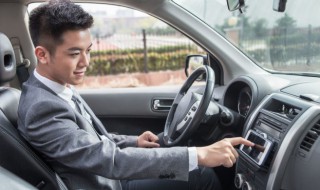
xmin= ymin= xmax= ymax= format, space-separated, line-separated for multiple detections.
xmin=0 ymin=32 xmax=68 ymax=190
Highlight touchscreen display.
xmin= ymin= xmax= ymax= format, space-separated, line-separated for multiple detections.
xmin=240 ymin=130 xmax=272 ymax=166
xmin=242 ymin=133 xmax=266 ymax=162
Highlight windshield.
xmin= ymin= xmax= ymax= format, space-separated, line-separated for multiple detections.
xmin=173 ymin=0 xmax=320 ymax=75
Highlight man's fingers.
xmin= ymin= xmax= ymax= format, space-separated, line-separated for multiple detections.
xmin=223 ymin=157 xmax=234 ymax=168
xmin=231 ymin=147 xmax=239 ymax=159
xmin=144 ymin=141 xmax=160 ymax=148
xmin=149 ymin=133 xmax=159 ymax=142
xmin=228 ymin=137 xmax=254 ymax=147
xmin=229 ymin=153 xmax=236 ymax=164
xmin=144 ymin=131 xmax=159 ymax=142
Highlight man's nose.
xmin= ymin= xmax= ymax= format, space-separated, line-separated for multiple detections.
xmin=80 ymin=53 xmax=90 ymax=67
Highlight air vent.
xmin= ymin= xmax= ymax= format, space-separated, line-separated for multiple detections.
xmin=300 ymin=120 xmax=320 ymax=152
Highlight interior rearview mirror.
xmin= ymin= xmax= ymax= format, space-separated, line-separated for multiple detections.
xmin=185 ymin=55 xmax=207 ymax=79
xmin=273 ymin=0 xmax=287 ymax=12
xmin=226 ymin=0 xmax=245 ymax=11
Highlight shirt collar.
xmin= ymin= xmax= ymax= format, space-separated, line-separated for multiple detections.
xmin=34 ymin=69 xmax=74 ymax=102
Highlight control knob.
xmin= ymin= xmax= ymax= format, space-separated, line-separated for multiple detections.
xmin=234 ymin=173 xmax=245 ymax=189
xmin=242 ymin=181 xmax=253 ymax=190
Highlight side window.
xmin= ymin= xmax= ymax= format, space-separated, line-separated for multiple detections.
xmin=29 ymin=4 xmax=206 ymax=89
xmin=79 ymin=4 xmax=206 ymax=89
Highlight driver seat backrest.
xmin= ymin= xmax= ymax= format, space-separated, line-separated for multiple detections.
xmin=0 ymin=32 xmax=68 ymax=190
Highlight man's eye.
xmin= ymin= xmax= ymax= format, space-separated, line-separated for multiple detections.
xmin=70 ymin=52 xmax=80 ymax=56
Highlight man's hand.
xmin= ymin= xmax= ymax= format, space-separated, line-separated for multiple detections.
xmin=196 ymin=137 xmax=254 ymax=168
xmin=137 ymin=131 xmax=160 ymax=148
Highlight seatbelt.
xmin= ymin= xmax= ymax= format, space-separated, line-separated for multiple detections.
xmin=16 ymin=59 xmax=30 ymax=85
xmin=11 ymin=37 xmax=30 ymax=86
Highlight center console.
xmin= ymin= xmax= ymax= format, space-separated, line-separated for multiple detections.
xmin=234 ymin=93 xmax=309 ymax=190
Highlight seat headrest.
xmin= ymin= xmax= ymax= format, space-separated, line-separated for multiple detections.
xmin=0 ymin=33 xmax=16 ymax=84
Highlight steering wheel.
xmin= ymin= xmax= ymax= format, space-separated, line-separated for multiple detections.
xmin=163 ymin=65 xmax=215 ymax=146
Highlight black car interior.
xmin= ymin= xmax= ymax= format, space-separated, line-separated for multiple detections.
xmin=0 ymin=32 xmax=67 ymax=190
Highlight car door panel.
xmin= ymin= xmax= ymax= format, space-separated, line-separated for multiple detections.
xmin=80 ymin=86 xmax=179 ymax=135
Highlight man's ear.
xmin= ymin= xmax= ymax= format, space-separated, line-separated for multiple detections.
xmin=35 ymin=46 xmax=49 ymax=65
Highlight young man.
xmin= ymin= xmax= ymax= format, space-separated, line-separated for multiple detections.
xmin=17 ymin=0 xmax=254 ymax=189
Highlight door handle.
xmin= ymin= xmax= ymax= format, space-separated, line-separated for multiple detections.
xmin=152 ymin=99 xmax=173 ymax=111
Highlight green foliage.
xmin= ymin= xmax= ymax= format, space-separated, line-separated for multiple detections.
xmin=253 ymin=19 xmax=268 ymax=38
xmin=90 ymin=45 xmax=195 ymax=57
xmin=87 ymin=44 xmax=201 ymax=76
xmin=275 ymin=13 xmax=296 ymax=29
xmin=145 ymin=26 xmax=178 ymax=35
xmin=213 ymin=13 xmax=320 ymax=68
xmin=245 ymin=26 xmax=320 ymax=66
xmin=269 ymin=29 xmax=320 ymax=64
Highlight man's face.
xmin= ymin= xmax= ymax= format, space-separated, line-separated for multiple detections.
xmin=43 ymin=29 xmax=92 ymax=86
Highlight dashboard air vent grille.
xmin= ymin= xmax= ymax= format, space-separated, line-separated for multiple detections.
xmin=300 ymin=120 xmax=320 ymax=152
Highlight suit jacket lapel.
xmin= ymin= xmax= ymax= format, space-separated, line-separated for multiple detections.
xmin=29 ymin=74 xmax=104 ymax=139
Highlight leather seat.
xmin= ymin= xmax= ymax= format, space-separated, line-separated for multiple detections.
xmin=0 ymin=32 xmax=67 ymax=190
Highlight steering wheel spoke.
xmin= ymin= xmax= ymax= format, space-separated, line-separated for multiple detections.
xmin=172 ymin=93 xmax=184 ymax=104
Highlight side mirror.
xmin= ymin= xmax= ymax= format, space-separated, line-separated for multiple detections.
xmin=185 ymin=55 xmax=208 ymax=79
xmin=226 ymin=0 xmax=245 ymax=11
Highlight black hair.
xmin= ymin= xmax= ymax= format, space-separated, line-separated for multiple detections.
xmin=29 ymin=0 xmax=93 ymax=53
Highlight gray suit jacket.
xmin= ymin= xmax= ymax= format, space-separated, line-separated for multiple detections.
xmin=17 ymin=74 xmax=189 ymax=190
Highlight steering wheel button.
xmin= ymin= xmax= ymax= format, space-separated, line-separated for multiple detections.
xmin=184 ymin=117 xmax=188 ymax=121
xmin=191 ymin=106 xmax=197 ymax=111
xmin=188 ymin=111 xmax=191 ymax=115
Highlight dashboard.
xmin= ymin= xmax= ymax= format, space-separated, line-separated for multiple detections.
xmin=218 ymin=74 xmax=320 ymax=190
